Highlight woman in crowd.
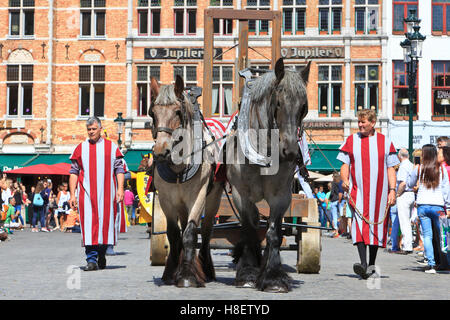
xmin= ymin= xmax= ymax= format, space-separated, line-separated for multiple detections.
xmin=31 ymin=181 xmax=49 ymax=232
xmin=407 ymin=144 xmax=450 ymax=274
xmin=56 ymin=182 xmax=71 ymax=231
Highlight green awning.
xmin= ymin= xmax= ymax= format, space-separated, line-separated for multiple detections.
xmin=0 ymin=154 xmax=37 ymax=172
xmin=306 ymin=144 xmax=342 ymax=173
xmin=27 ymin=154 xmax=71 ymax=166
xmin=123 ymin=150 xmax=152 ymax=172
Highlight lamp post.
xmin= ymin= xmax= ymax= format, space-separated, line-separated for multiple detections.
xmin=400 ymin=9 xmax=425 ymax=161
xmin=114 ymin=112 xmax=126 ymax=150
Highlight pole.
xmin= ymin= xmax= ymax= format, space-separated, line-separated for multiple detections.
xmin=407 ymin=58 xmax=416 ymax=162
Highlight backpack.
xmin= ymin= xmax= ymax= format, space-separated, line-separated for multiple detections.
xmin=33 ymin=193 xmax=44 ymax=207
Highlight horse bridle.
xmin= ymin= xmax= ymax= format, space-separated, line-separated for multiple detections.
xmin=149 ymin=95 xmax=187 ymax=140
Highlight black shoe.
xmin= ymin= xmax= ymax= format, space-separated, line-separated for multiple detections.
xmin=353 ymin=263 xmax=369 ymax=279
xmin=83 ymin=262 xmax=98 ymax=271
xmin=98 ymin=255 xmax=106 ymax=270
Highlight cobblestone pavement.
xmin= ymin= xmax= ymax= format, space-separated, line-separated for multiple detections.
xmin=0 ymin=225 xmax=449 ymax=300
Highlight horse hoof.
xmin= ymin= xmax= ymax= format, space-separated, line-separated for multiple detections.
xmin=236 ymin=281 xmax=256 ymax=289
xmin=263 ymin=285 xmax=289 ymax=293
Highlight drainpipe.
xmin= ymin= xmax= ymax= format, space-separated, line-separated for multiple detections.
xmin=124 ymin=0 xmax=133 ymax=150
xmin=46 ymin=0 xmax=54 ymax=147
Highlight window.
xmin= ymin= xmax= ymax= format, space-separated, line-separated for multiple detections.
xmin=80 ymin=0 xmax=106 ymax=37
xmin=355 ymin=0 xmax=379 ymax=34
xmin=317 ymin=65 xmax=342 ymax=116
xmin=318 ymin=0 xmax=342 ymax=34
xmin=432 ymin=0 xmax=450 ymax=34
xmin=138 ymin=0 xmax=161 ymax=35
xmin=393 ymin=61 xmax=418 ymax=117
xmin=432 ymin=61 xmax=450 ymax=117
xmin=8 ymin=0 xmax=34 ymax=37
xmin=6 ymin=64 xmax=33 ymax=117
xmin=246 ymin=0 xmax=270 ymax=36
xmin=211 ymin=0 xmax=233 ymax=35
xmin=354 ymin=65 xmax=379 ymax=113
xmin=212 ymin=66 xmax=233 ymax=117
xmin=174 ymin=0 xmax=197 ymax=35
xmin=393 ymin=1 xmax=418 ymax=34
xmin=173 ymin=65 xmax=197 ymax=87
xmin=282 ymin=0 xmax=306 ymax=35
xmin=137 ymin=65 xmax=161 ymax=116
xmin=79 ymin=65 xmax=105 ymax=117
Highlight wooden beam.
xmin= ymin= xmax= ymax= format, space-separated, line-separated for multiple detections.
xmin=271 ymin=11 xmax=282 ymax=68
xmin=205 ymin=8 xmax=278 ymax=20
xmin=237 ymin=20 xmax=249 ymax=106
xmin=203 ymin=12 xmax=214 ymax=118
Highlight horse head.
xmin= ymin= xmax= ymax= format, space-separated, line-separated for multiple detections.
xmin=149 ymin=75 xmax=194 ymax=163
xmin=250 ymin=58 xmax=310 ymax=162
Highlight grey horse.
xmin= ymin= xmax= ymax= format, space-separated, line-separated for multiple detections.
xmin=226 ymin=58 xmax=310 ymax=293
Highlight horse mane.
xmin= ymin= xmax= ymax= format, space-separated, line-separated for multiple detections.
xmin=249 ymin=70 xmax=307 ymax=129
xmin=154 ymin=84 xmax=194 ymax=129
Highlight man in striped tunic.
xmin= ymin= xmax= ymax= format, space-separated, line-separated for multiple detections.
xmin=69 ymin=117 xmax=125 ymax=271
xmin=337 ymin=110 xmax=399 ymax=279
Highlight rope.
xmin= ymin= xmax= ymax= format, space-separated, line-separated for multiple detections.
xmin=303 ymin=129 xmax=391 ymax=226
xmin=248 ymin=46 xmax=271 ymax=62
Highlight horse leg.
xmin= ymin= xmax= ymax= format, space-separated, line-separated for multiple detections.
xmin=161 ymin=217 xmax=182 ymax=285
xmin=199 ymin=182 xmax=223 ymax=281
xmin=256 ymin=201 xmax=291 ymax=293
xmin=175 ymin=186 xmax=209 ymax=288
xmin=232 ymin=191 xmax=262 ymax=288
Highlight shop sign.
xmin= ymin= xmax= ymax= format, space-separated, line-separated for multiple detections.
xmin=281 ymin=47 xmax=344 ymax=59
xmin=304 ymin=120 xmax=344 ymax=129
xmin=436 ymin=90 xmax=450 ymax=99
xmin=145 ymin=48 xmax=223 ymax=60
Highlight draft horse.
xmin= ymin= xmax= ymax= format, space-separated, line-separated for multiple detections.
xmin=149 ymin=75 xmax=223 ymax=287
xmin=227 ymin=58 xmax=310 ymax=292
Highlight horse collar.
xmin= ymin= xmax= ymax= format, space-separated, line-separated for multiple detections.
xmin=155 ymin=161 xmax=201 ymax=184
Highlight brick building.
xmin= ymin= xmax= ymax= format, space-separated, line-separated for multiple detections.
xmin=0 ymin=0 xmax=390 ymax=173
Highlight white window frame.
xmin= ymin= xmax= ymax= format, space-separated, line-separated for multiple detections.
xmin=210 ymin=0 xmax=233 ymax=35
xmin=317 ymin=64 xmax=343 ymax=116
xmin=212 ymin=65 xmax=234 ymax=118
xmin=318 ymin=0 xmax=342 ymax=34
xmin=354 ymin=0 xmax=379 ymax=34
xmin=354 ymin=64 xmax=380 ymax=113
xmin=78 ymin=65 xmax=106 ymax=118
xmin=6 ymin=64 xmax=33 ymax=118
xmin=281 ymin=0 xmax=306 ymax=35
xmin=8 ymin=0 xmax=34 ymax=38
xmin=246 ymin=0 xmax=271 ymax=36
xmin=136 ymin=65 xmax=161 ymax=117
xmin=173 ymin=65 xmax=198 ymax=87
xmin=173 ymin=0 xmax=197 ymax=36
xmin=138 ymin=1 xmax=161 ymax=36
xmin=80 ymin=1 xmax=106 ymax=38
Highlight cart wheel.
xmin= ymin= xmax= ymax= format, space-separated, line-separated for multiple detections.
xmin=296 ymin=221 xmax=321 ymax=274
xmin=150 ymin=194 xmax=169 ymax=266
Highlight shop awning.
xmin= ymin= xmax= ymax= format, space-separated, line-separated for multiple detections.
xmin=5 ymin=163 xmax=71 ymax=175
xmin=0 ymin=154 xmax=38 ymax=172
xmin=306 ymin=144 xmax=342 ymax=173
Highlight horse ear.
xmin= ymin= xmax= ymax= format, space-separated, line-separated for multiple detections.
xmin=300 ymin=61 xmax=311 ymax=83
xmin=150 ymin=76 xmax=160 ymax=100
xmin=274 ymin=58 xmax=285 ymax=82
xmin=174 ymin=75 xmax=184 ymax=99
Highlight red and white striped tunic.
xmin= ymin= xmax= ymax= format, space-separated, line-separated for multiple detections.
xmin=338 ymin=132 xmax=399 ymax=247
xmin=70 ymin=138 xmax=124 ymax=246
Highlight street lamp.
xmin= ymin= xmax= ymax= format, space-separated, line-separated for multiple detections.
xmin=400 ymin=9 xmax=426 ymax=161
xmin=114 ymin=112 xmax=126 ymax=150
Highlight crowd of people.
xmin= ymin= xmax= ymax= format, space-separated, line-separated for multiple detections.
xmin=307 ymin=132 xmax=450 ymax=275
xmin=0 ymin=177 xmax=80 ymax=236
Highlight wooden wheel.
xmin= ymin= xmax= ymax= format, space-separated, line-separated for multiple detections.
xmin=296 ymin=199 xmax=321 ymax=274
xmin=150 ymin=193 xmax=169 ymax=266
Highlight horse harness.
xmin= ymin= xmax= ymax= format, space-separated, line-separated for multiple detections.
xmin=151 ymin=87 xmax=216 ymax=191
